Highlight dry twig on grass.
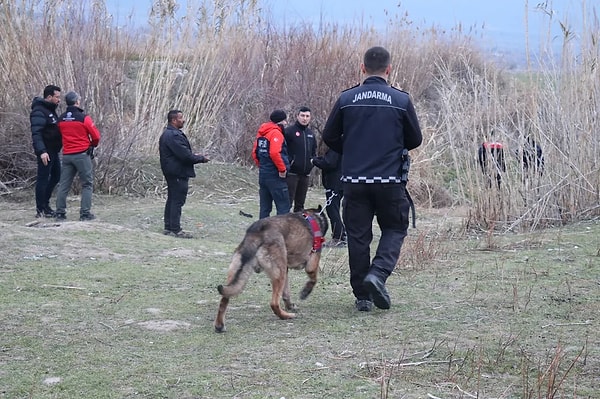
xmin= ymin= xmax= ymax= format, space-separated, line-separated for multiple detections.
xmin=41 ymin=284 xmax=86 ymax=290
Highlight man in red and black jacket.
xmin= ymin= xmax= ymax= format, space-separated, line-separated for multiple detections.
xmin=54 ymin=91 xmax=101 ymax=221
xmin=252 ymin=109 xmax=290 ymax=219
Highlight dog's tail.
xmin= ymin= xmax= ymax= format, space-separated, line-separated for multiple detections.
xmin=217 ymin=238 xmax=260 ymax=298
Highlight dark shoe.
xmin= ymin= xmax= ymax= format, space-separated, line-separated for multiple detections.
xmin=363 ymin=274 xmax=391 ymax=310
xmin=80 ymin=213 xmax=96 ymax=221
xmin=355 ymin=299 xmax=373 ymax=312
xmin=54 ymin=213 xmax=67 ymax=221
xmin=168 ymin=230 xmax=193 ymax=239
xmin=36 ymin=207 xmax=55 ymax=218
xmin=163 ymin=229 xmax=172 ymax=235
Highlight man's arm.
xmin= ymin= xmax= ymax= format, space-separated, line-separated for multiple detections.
xmin=83 ymin=115 xmax=101 ymax=147
xmin=403 ymin=99 xmax=423 ymax=151
xmin=268 ymin=132 xmax=288 ymax=174
xmin=322 ymin=98 xmax=343 ymax=154
xmin=312 ymin=149 xmax=339 ymax=171
xmin=168 ymin=134 xmax=207 ymax=164
xmin=30 ymin=110 xmax=48 ymax=156
xmin=251 ymin=137 xmax=260 ymax=166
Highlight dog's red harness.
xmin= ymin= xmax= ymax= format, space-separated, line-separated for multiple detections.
xmin=303 ymin=213 xmax=325 ymax=252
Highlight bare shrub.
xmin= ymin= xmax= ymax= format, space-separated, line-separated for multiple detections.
xmin=432 ymin=3 xmax=599 ymax=231
xmin=0 ymin=0 xmax=597 ymax=231
xmin=520 ymin=343 xmax=587 ymax=399
xmin=398 ymin=229 xmax=449 ymax=270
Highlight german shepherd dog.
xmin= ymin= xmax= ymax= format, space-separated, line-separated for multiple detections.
xmin=214 ymin=207 xmax=328 ymax=332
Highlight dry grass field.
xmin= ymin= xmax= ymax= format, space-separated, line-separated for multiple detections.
xmin=0 ymin=1 xmax=598 ymax=396
xmin=1 ymin=163 xmax=598 ymax=398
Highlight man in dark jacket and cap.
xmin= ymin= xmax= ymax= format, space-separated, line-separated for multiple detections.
xmin=159 ymin=109 xmax=210 ymax=238
xmin=30 ymin=84 xmax=62 ymax=217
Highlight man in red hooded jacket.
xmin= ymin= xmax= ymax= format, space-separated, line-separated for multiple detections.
xmin=252 ymin=109 xmax=290 ymax=218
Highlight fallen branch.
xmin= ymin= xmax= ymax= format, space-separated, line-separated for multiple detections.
xmin=399 ymin=358 xmax=464 ymax=367
xmin=541 ymin=320 xmax=592 ymax=329
xmin=99 ymin=322 xmax=115 ymax=331
xmin=26 ymin=222 xmax=61 ymax=228
xmin=41 ymin=284 xmax=86 ymax=290
xmin=438 ymin=382 xmax=478 ymax=398
xmin=362 ymin=358 xmax=465 ymax=369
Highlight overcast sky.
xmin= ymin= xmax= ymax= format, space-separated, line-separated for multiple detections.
xmin=104 ymin=0 xmax=586 ymax=52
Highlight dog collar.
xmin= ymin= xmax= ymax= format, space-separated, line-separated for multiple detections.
xmin=303 ymin=213 xmax=325 ymax=252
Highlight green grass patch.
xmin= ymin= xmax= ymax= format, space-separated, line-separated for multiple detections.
xmin=1 ymin=165 xmax=598 ymax=398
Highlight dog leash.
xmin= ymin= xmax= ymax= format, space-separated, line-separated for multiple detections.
xmin=319 ymin=188 xmax=416 ymax=228
xmin=318 ymin=191 xmax=337 ymax=215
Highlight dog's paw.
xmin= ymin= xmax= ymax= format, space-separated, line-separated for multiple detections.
xmin=285 ymin=302 xmax=297 ymax=311
xmin=299 ymin=288 xmax=313 ymax=300
xmin=214 ymin=324 xmax=226 ymax=333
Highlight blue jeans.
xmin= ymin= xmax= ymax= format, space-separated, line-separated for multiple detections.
xmin=35 ymin=150 xmax=61 ymax=211
xmin=55 ymin=152 xmax=94 ymax=217
xmin=258 ymin=175 xmax=290 ymax=219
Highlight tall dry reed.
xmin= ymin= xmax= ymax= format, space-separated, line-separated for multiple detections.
xmin=0 ymin=0 xmax=597 ymax=229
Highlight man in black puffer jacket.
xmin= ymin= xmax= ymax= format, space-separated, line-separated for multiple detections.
xmin=30 ymin=84 xmax=63 ymax=218
xmin=159 ymin=109 xmax=210 ymax=238
xmin=284 ymin=106 xmax=317 ymax=212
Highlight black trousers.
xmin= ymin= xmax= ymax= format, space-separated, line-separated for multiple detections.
xmin=164 ymin=175 xmax=189 ymax=233
xmin=35 ymin=150 xmax=61 ymax=211
xmin=342 ymin=183 xmax=410 ymax=300
xmin=286 ymin=173 xmax=310 ymax=212
xmin=325 ymin=188 xmax=345 ymax=240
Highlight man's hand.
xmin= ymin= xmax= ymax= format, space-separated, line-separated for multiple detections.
xmin=278 ymin=170 xmax=287 ymax=178
xmin=195 ymin=153 xmax=210 ymax=163
xmin=40 ymin=152 xmax=49 ymax=166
